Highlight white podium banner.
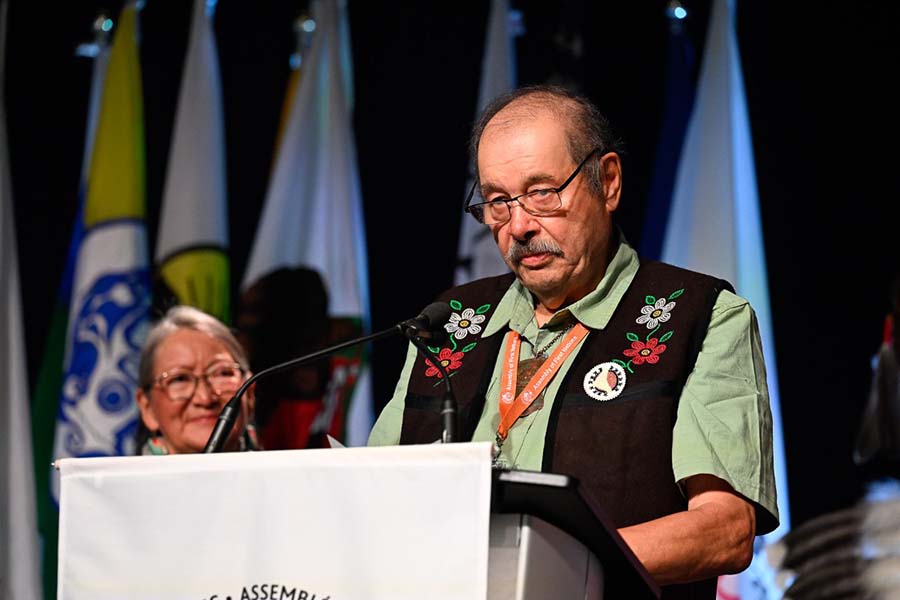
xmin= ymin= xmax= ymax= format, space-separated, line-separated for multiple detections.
xmin=58 ymin=442 xmax=493 ymax=600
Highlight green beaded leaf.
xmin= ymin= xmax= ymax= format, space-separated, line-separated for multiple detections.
xmin=645 ymin=295 xmax=656 ymax=305
xmin=659 ymin=331 xmax=674 ymax=343
xmin=626 ymin=332 xmax=639 ymax=342
xmin=475 ymin=303 xmax=491 ymax=314
xmin=669 ymin=289 xmax=684 ymax=300
xmin=449 ymin=299 xmax=463 ymax=311
xmin=461 ymin=342 xmax=477 ymax=353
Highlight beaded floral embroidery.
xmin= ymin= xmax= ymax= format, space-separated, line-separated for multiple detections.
xmin=445 ymin=306 xmax=485 ymax=339
xmin=422 ymin=300 xmax=491 ymax=383
xmin=613 ymin=288 xmax=684 ymax=374
xmin=424 ymin=348 xmax=465 ymax=378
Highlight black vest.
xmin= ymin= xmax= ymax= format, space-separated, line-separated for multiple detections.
xmin=401 ymin=261 xmax=732 ymax=599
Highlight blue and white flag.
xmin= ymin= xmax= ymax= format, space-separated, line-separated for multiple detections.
xmin=50 ymin=1 xmax=150 ymax=499
xmin=29 ymin=16 xmax=111 ymax=599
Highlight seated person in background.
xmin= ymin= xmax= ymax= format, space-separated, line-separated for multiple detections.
xmin=236 ymin=267 xmax=361 ymax=449
xmin=135 ymin=305 xmax=259 ymax=455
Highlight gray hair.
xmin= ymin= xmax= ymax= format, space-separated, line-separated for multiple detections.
xmin=469 ymin=85 xmax=622 ymax=198
xmin=137 ymin=305 xmax=249 ymax=391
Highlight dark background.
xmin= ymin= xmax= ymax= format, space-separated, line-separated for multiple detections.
xmin=5 ymin=0 xmax=900 ymax=530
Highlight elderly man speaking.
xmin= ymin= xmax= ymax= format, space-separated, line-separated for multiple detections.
xmin=369 ymin=85 xmax=778 ymax=596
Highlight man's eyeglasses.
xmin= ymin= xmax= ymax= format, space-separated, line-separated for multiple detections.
xmin=152 ymin=361 xmax=246 ymax=402
xmin=464 ymin=147 xmax=602 ymax=225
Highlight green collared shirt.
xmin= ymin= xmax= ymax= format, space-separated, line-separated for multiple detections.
xmin=369 ymin=242 xmax=778 ymax=522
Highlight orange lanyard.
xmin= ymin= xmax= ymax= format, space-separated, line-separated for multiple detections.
xmin=496 ymin=323 xmax=590 ymax=441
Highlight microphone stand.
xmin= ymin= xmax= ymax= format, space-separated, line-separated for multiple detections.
xmin=405 ymin=335 xmax=457 ymax=443
xmin=204 ymin=325 xmax=403 ymax=453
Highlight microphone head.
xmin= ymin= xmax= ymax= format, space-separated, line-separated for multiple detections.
xmin=418 ymin=301 xmax=452 ymax=328
xmin=409 ymin=302 xmax=451 ymax=344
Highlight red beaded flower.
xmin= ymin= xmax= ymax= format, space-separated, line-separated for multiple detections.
xmin=622 ymin=338 xmax=667 ymax=365
xmin=425 ymin=348 xmax=465 ymax=378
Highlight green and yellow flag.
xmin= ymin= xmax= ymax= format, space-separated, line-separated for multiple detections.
xmin=154 ymin=0 xmax=229 ymax=320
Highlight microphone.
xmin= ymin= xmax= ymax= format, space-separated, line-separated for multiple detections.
xmin=203 ymin=302 xmax=455 ymax=453
xmin=401 ymin=302 xmax=452 ymax=344
xmin=401 ymin=302 xmax=458 ymax=441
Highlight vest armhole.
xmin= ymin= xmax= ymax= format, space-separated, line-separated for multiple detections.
xmin=677 ymin=280 xmax=735 ymax=411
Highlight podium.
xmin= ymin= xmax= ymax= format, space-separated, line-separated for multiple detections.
xmin=490 ymin=469 xmax=659 ymax=599
xmin=57 ymin=443 xmax=659 ymax=599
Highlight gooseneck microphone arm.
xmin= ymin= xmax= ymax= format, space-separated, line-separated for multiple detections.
xmin=203 ymin=302 xmax=457 ymax=453
xmin=203 ymin=325 xmax=403 ymax=453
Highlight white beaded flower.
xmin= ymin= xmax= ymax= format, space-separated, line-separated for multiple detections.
xmin=444 ymin=307 xmax=486 ymax=339
xmin=636 ymin=298 xmax=676 ymax=329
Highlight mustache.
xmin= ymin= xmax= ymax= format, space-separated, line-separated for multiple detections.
xmin=506 ymin=239 xmax=564 ymax=265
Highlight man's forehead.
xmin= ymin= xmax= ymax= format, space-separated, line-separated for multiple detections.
xmin=477 ymin=112 xmax=570 ymax=191
xmin=482 ymin=102 xmax=565 ymax=139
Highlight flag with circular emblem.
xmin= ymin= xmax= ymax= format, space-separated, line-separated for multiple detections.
xmin=154 ymin=0 xmax=229 ymax=321
xmin=50 ymin=1 xmax=150 ymax=504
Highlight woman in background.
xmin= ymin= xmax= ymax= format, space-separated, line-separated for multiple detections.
xmin=136 ymin=305 xmax=259 ymax=454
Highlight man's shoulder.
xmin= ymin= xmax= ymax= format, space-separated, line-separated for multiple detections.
xmin=638 ymin=259 xmax=736 ymax=296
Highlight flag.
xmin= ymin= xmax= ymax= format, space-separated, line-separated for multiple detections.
xmin=657 ymin=0 xmax=790 ymax=596
xmin=154 ymin=0 xmax=229 ymax=321
xmin=0 ymin=2 xmax=42 ymax=597
xmin=29 ymin=15 xmax=110 ymax=600
xmin=242 ymin=0 xmax=372 ymax=446
xmin=50 ymin=0 xmax=150 ymax=495
xmin=272 ymin=14 xmax=313 ymax=164
xmin=454 ymin=0 xmax=518 ymax=285
xmin=639 ymin=5 xmax=696 ymax=260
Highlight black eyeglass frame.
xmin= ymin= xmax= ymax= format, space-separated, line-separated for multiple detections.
xmin=463 ymin=146 xmax=603 ymax=225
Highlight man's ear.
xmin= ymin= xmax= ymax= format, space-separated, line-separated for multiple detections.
xmin=136 ymin=388 xmax=160 ymax=432
xmin=600 ymin=152 xmax=622 ymax=213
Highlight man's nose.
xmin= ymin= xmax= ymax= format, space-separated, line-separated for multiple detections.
xmin=506 ymin=202 xmax=540 ymax=240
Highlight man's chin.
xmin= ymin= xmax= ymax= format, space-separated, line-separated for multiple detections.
xmin=514 ymin=268 xmax=565 ymax=296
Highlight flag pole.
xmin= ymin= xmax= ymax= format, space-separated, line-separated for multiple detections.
xmin=74 ymin=13 xmax=112 ymax=180
xmin=75 ymin=12 xmax=113 ymax=58
xmin=290 ymin=13 xmax=316 ymax=70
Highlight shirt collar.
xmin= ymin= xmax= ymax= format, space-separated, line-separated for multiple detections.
xmin=482 ymin=234 xmax=640 ymax=336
